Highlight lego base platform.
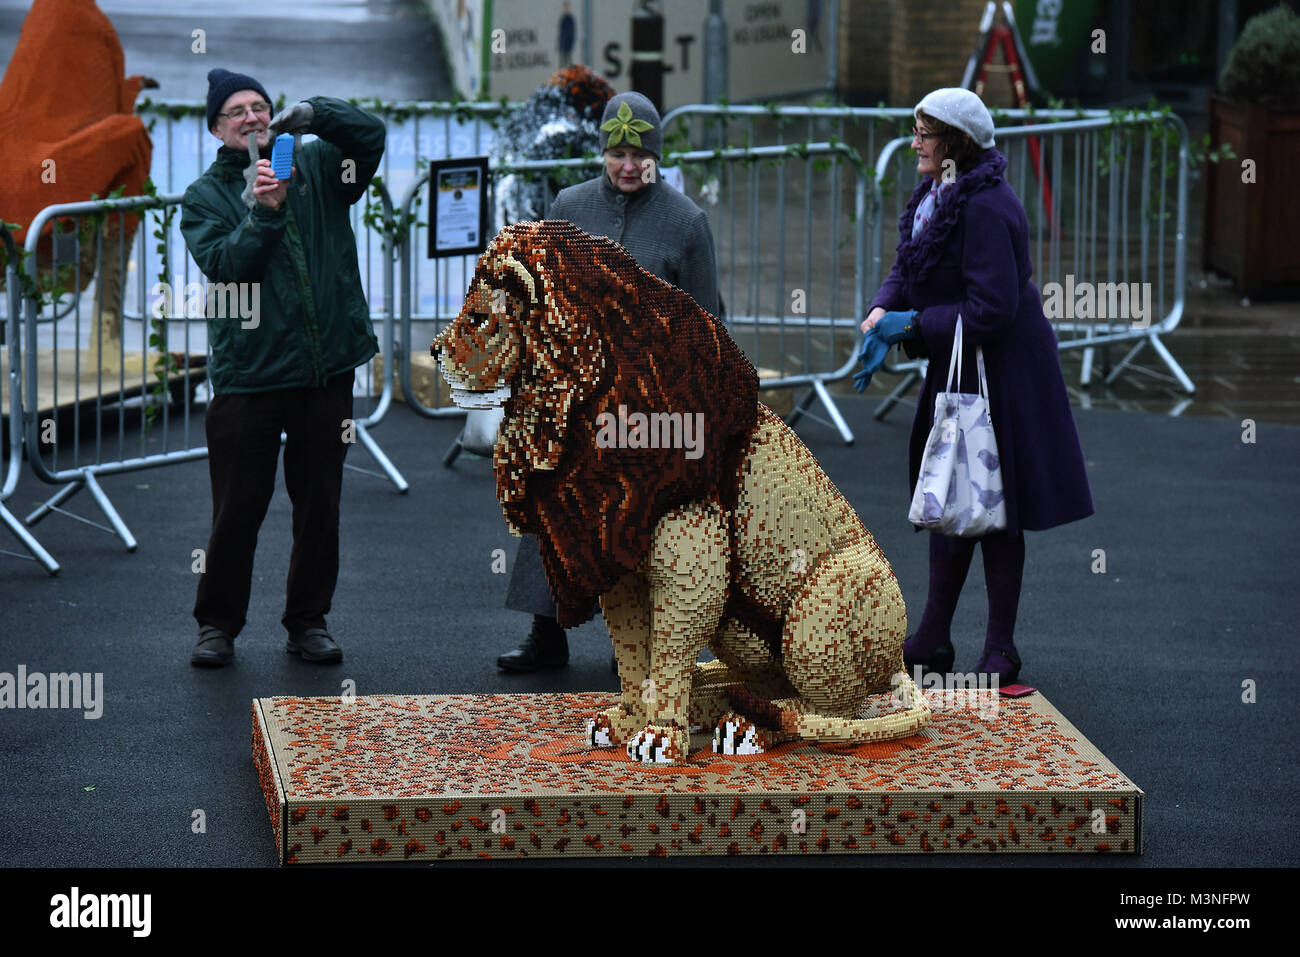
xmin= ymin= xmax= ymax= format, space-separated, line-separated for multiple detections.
xmin=251 ymin=690 xmax=1143 ymax=863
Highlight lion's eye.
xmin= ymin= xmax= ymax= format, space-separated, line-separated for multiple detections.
xmin=474 ymin=311 xmax=492 ymax=328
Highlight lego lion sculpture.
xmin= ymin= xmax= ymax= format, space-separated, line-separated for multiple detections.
xmin=432 ymin=221 xmax=929 ymax=763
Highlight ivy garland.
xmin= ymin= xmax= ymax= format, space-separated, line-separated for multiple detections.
xmin=112 ymin=95 xmax=1233 ymax=396
xmin=363 ymin=165 xmax=429 ymax=257
xmin=138 ymin=178 xmax=174 ymax=430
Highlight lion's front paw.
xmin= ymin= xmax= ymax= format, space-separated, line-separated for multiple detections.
xmin=585 ymin=714 xmax=615 ymax=747
xmin=583 ymin=704 xmax=643 ymax=748
xmin=712 ymin=713 xmax=769 ymax=755
xmin=626 ymin=724 xmax=688 ymax=763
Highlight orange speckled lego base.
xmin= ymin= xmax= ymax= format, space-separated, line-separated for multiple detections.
xmin=251 ymin=690 xmax=1143 ymax=862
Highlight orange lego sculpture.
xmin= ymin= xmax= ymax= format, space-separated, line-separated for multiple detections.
xmin=0 ymin=0 xmax=155 ymax=367
xmin=0 ymin=0 xmax=154 ymax=245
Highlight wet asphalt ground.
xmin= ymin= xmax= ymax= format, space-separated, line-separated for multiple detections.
xmin=1 ymin=395 xmax=1297 ymax=872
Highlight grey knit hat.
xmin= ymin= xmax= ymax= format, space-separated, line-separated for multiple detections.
xmin=915 ymin=88 xmax=995 ymax=149
xmin=599 ymin=91 xmax=662 ymax=158
xmin=206 ymin=68 xmax=272 ymax=131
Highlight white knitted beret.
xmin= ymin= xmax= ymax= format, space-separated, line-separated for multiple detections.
xmin=915 ymin=88 xmax=995 ymax=149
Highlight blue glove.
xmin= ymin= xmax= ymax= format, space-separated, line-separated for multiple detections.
xmin=853 ymin=328 xmax=890 ymax=392
xmin=875 ymin=309 xmax=920 ymax=345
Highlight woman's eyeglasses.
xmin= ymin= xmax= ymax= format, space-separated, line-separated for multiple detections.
xmin=911 ymin=126 xmax=940 ymax=141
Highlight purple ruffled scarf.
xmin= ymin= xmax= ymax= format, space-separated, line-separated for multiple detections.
xmin=893 ymin=149 xmax=1008 ymax=283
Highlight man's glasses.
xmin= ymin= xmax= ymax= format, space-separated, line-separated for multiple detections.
xmin=218 ymin=102 xmax=272 ymax=121
xmin=911 ymin=126 xmax=940 ymax=141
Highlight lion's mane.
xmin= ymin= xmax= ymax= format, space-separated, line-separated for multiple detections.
xmin=475 ymin=220 xmax=758 ymax=627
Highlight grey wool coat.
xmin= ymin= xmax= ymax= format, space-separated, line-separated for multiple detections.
xmin=548 ymin=171 xmax=721 ymax=317
xmin=504 ymin=169 xmax=722 ymax=619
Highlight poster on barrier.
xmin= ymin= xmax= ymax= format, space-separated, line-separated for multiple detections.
xmin=427 ymin=157 xmax=490 ymax=259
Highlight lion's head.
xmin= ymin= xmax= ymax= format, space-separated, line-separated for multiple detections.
xmin=433 ymin=220 xmax=757 ymax=626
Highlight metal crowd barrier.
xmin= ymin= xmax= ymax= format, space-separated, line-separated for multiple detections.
xmin=343 ymin=180 xmax=408 ymax=493
xmin=396 ymin=141 xmax=870 ymax=443
xmin=137 ymin=98 xmax=516 ymax=207
xmin=137 ymin=100 xmax=886 ymax=442
xmin=104 ymin=180 xmax=406 ymax=492
xmin=16 ymin=185 xmax=406 ymax=555
xmin=132 ymin=98 xmax=515 ymax=453
xmin=128 ymin=100 xmax=1188 ymax=446
xmin=868 ymin=111 xmax=1190 ymax=420
xmin=134 ymin=98 xmax=511 ymax=465
xmin=141 ymin=102 xmax=918 ymax=443
xmin=0 ymin=97 xmax=522 ymax=564
xmin=1 ymin=226 xmax=59 ymax=572
xmin=664 ymin=103 xmax=1114 ymax=153
xmin=662 ymin=104 xmax=1188 ymax=415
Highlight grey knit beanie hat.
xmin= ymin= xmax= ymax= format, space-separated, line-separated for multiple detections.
xmin=599 ymin=91 xmax=662 ymax=159
xmin=915 ymin=88 xmax=995 ymax=149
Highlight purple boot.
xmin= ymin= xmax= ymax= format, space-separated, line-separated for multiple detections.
xmin=904 ymin=533 xmax=977 ymax=675
xmin=974 ymin=531 xmax=1025 ymax=683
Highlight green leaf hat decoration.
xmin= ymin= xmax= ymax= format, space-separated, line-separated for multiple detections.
xmin=601 ymin=100 xmax=655 ymax=148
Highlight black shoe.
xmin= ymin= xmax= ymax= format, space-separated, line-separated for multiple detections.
xmin=902 ymin=633 xmax=955 ymax=675
xmin=191 ymin=625 xmax=234 ymax=668
xmin=497 ymin=615 xmax=568 ymax=672
xmin=286 ymin=627 xmax=343 ymax=664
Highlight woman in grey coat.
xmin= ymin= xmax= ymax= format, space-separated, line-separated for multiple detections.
xmin=496 ymin=90 xmax=722 ymax=671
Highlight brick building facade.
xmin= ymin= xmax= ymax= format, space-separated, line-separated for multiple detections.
xmin=839 ymin=0 xmax=1031 ymax=109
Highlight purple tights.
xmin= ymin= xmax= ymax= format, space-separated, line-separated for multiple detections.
xmin=910 ymin=530 xmax=1026 ymax=657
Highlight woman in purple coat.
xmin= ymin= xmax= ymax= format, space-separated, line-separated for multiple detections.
xmin=861 ymin=88 xmax=1093 ymax=683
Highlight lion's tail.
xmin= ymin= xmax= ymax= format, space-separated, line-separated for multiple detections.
xmin=779 ymin=670 xmax=931 ymax=744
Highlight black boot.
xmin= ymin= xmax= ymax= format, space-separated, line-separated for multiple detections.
xmin=497 ymin=615 xmax=569 ymax=672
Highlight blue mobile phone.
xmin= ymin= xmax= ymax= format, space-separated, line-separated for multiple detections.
xmin=270 ymin=133 xmax=294 ymax=180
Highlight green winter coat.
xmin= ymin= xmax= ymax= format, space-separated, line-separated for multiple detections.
xmin=180 ymin=97 xmax=384 ymax=394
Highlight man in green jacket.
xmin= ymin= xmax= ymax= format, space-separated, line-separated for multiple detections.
xmin=184 ymin=69 xmax=383 ymax=668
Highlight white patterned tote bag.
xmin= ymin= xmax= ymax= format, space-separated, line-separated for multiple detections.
xmin=907 ymin=316 xmax=1008 ymax=536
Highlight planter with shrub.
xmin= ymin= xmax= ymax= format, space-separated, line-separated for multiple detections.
xmin=1203 ymin=3 xmax=1300 ymax=293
